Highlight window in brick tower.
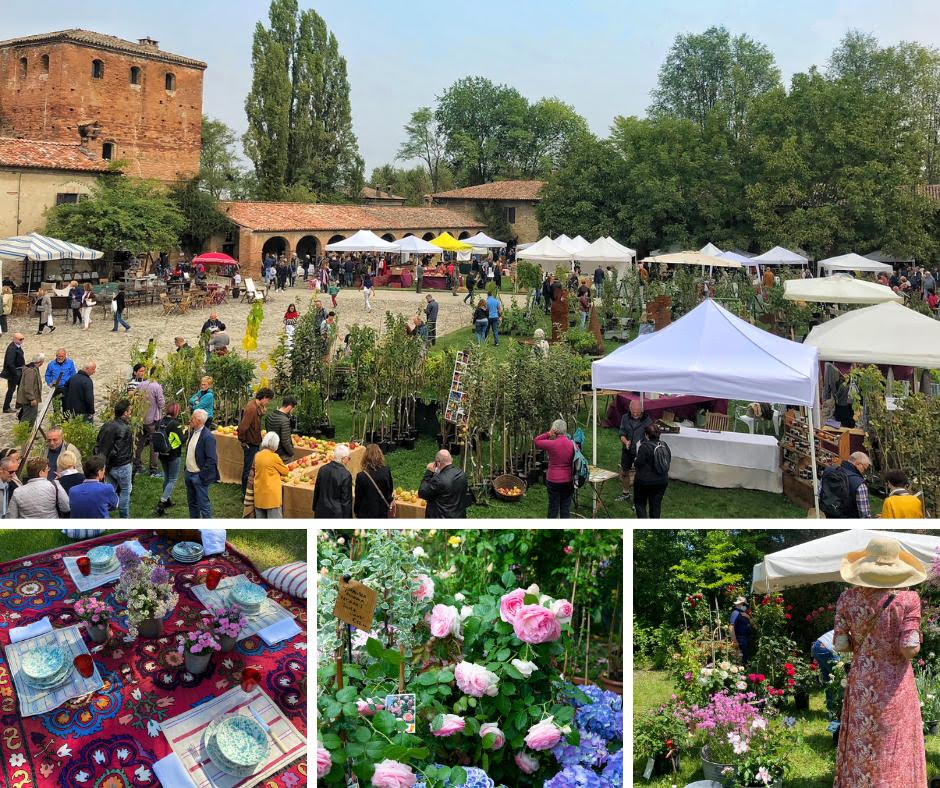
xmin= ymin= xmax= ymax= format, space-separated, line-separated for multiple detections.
xmin=41 ymin=54 xmax=49 ymax=73
xmin=92 ymin=59 xmax=104 ymax=79
xmin=130 ymin=66 xmax=141 ymax=85
xmin=165 ymin=72 xmax=176 ymax=91
xmin=102 ymin=142 xmax=115 ymax=160
xmin=18 ymin=57 xmax=27 ymax=78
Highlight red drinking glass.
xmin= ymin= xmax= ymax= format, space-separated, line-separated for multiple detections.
xmin=206 ymin=569 xmax=222 ymax=591
xmin=77 ymin=557 xmax=91 ymax=576
xmin=73 ymin=654 xmax=94 ymax=678
xmin=241 ymin=667 xmax=261 ymax=693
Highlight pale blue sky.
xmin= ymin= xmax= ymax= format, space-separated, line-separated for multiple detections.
xmin=6 ymin=0 xmax=940 ymax=173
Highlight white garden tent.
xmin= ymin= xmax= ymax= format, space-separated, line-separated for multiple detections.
xmin=569 ymin=235 xmax=592 ymax=255
xmin=783 ymin=273 xmax=902 ymax=305
xmin=0 ymin=232 xmax=103 ymax=261
xmin=392 ymin=235 xmax=442 ymax=255
xmin=752 ymin=530 xmax=940 ymax=592
xmin=515 ymin=236 xmax=574 ymax=266
xmin=804 ymin=301 xmax=940 ymax=368
xmin=577 ymin=236 xmax=636 ymax=269
xmin=818 ymin=253 xmax=893 ymax=274
xmin=461 ymin=232 xmax=506 ymax=249
xmin=643 ymin=250 xmax=740 ymax=268
xmin=718 ymin=251 xmax=757 ymax=268
xmin=751 ymin=245 xmax=809 ymax=266
xmin=326 ymin=229 xmax=399 ymax=252
xmin=591 ymin=298 xmax=822 ymax=511
xmin=699 ymin=242 xmax=724 ymax=257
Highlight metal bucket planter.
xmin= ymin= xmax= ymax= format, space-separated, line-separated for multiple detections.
xmin=184 ymin=649 xmax=212 ymax=675
xmin=701 ymin=747 xmax=732 ymax=782
xmin=138 ymin=618 xmax=163 ymax=639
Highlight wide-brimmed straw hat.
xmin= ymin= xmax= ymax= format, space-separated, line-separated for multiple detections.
xmin=840 ymin=537 xmax=927 ymax=588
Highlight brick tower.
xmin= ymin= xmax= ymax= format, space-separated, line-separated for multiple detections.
xmin=0 ymin=29 xmax=206 ymax=181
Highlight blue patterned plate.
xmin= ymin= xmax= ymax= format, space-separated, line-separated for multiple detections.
xmin=203 ymin=719 xmax=257 ymax=778
xmin=21 ymin=644 xmax=65 ymax=681
xmin=25 ymin=659 xmax=71 ymax=690
xmin=214 ymin=714 xmax=270 ymax=767
xmin=87 ymin=546 xmax=115 ymax=568
xmin=171 ymin=541 xmax=204 ymax=561
xmin=230 ymin=581 xmax=267 ymax=609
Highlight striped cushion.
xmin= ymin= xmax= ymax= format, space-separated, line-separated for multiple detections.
xmin=61 ymin=529 xmax=106 ymax=540
xmin=261 ymin=561 xmax=307 ymax=600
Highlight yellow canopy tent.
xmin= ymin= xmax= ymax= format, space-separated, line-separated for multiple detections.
xmin=430 ymin=232 xmax=473 ymax=251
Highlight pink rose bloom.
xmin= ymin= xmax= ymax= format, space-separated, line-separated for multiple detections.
xmin=317 ymin=744 xmax=332 ymax=778
xmin=356 ymin=697 xmax=385 ymax=715
xmin=525 ymin=718 xmax=563 ymax=750
xmin=499 ymin=588 xmax=527 ymax=624
xmin=432 ymin=714 xmax=465 ymax=737
xmin=455 ymin=661 xmax=499 ymax=697
xmin=550 ymin=598 xmax=574 ymax=625
xmin=480 ymin=722 xmax=505 ymax=750
xmin=429 ymin=604 xmax=461 ymax=639
xmin=515 ymin=751 xmax=539 ymax=774
xmin=371 ymin=759 xmax=417 ymax=787
xmin=512 ymin=604 xmax=562 ymax=644
xmin=413 ymin=574 xmax=435 ymax=601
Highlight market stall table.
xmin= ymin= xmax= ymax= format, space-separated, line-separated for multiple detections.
xmin=282 ymin=445 xmax=366 ymax=518
xmin=214 ymin=430 xmax=326 ymax=485
xmin=604 ymin=392 xmax=728 ymax=427
xmin=660 ymin=427 xmax=783 ymax=493
xmin=0 ymin=530 xmax=306 ymax=787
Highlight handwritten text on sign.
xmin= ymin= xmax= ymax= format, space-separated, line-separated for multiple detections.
xmin=333 ymin=578 xmax=378 ymax=630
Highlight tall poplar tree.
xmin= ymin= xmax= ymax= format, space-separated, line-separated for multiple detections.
xmin=243 ymin=0 xmax=363 ymax=201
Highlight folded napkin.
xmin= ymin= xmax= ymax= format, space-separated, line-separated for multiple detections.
xmin=258 ymin=617 xmax=301 ymax=646
xmin=200 ymin=529 xmax=226 ymax=556
xmin=121 ymin=539 xmax=149 ymax=557
xmin=152 ymin=752 xmax=196 ymax=788
xmin=10 ymin=616 xmax=52 ymax=644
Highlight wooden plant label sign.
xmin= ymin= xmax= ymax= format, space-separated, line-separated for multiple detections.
xmin=384 ymin=693 xmax=417 ymax=733
xmin=333 ymin=578 xmax=377 ymax=631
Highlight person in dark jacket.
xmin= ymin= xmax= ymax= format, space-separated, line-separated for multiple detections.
xmin=68 ymin=280 xmax=83 ymax=325
xmin=633 ymin=423 xmax=669 ymax=519
xmin=15 ymin=353 xmax=44 ymax=425
xmin=237 ymin=387 xmax=274 ymax=494
xmin=593 ymin=265 xmax=605 ymax=292
xmin=112 ymin=285 xmax=130 ymax=331
xmin=419 ymin=449 xmax=468 ymax=518
xmin=95 ymin=399 xmax=134 ymax=518
xmin=617 ymin=399 xmax=652 ymax=501
xmin=200 ymin=312 xmax=226 ymax=335
xmin=463 ymin=270 xmax=476 ymax=304
xmin=313 ymin=444 xmax=353 ymax=518
xmin=541 ymin=274 xmax=553 ymax=314
xmin=820 ymin=452 xmax=873 ymax=518
xmin=264 ymin=396 xmax=296 ymax=462
xmin=63 ymin=362 xmax=96 ymax=419
xmin=1 ymin=333 xmax=25 ymax=413
xmin=733 ymin=601 xmax=753 ymax=665
xmin=425 ymin=294 xmax=439 ymax=345
xmin=184 ymin=409 xmax=219 ymax=518
xmin=155 ymin=403 xmax=185 ymax=516
xmin=354 ymin=443 xmax=394 ymax=518
xmin=472 ymin=298 xmax=488 ymax=343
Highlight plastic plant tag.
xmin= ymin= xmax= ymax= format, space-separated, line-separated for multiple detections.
xmin=643 ymin=757 xmax=654 ymax=780
xmin=384 ymin=693 xmax=417 ymax=734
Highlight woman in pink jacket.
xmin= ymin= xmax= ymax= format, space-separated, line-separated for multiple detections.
xmin=534 ymin=419 xmax=575 ymax=519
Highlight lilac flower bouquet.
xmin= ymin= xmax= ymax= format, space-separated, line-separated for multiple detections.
xmin=114 ymin=554 xmax=178 ymax=639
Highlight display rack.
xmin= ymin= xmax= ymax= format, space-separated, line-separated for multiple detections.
xmin=780 ymin=414 xmax=843 ymax=508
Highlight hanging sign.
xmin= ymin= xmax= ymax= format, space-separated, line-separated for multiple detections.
xmin=332 ymin=577 xmax=377 ymax=631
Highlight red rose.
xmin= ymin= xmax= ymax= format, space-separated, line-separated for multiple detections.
xmin=786 ymin=604 xmax=793 ymax=611
xmin=785 ymin=613 xmax=792 ymax=620
xmin=690 ymin=601 xmax=697 ymax=608
xmin=665 ymin=739 xmax=674 ymax=749
xmin=775 ymin=596 xmax=783 ymax=604
xmin=756 ymin=674 xmax=766 ymax=682
xmin=787 ymin=678 xmax=795 ymax=686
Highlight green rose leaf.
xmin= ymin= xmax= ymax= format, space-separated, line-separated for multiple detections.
xmin=342 ymin=702 xmax=360 ymax=717
xmin=353 ymin=726 xmax=372 ymax=742
xmin=417 ymin=669 xmax=439 ymax=686
xmin=494 ymin=693 xmax=511 ymax=716
xmin=383 ymin=744 xmax=408 ymax=760
xmin=335 ymin=686 xmax=357 ymax=703
xmin=481 ymin=752 xmax=489 ymax=772
xmin=487 ymin=584 xmax=504 ymax=595
xmin=494 ymin=621 xmax=513 ymax=635
xmin=523 ymin=593 xmax=539 ymax=605
xmin=437 ymin=669 xmax=454 ymax=683
xmin=495 ymin=647 xmax=511 ymax=662
xmin=325 ymin=701 xmax=342 ymax=719
xmin=505 ymin=664 xmax=524 ymax=680
xmin=554 ymin=705 xmax=574 ymax=724
xmin=321 ymin=732 xmax=342 ymax=749
xmin=365 ymin=637 xmax=384 ymax=659
xmin=481 ymin=732 xmax=496 ymax=749
xmin=464 ymin=716 xmax=480 ymax=735
xmin=366 ymin=741 xmax=385 ymax=760
xmin=513 ymin=709 xmax=527 ymax=731
xmin=501 ymin=682 xmax=516 ymax=696
xmin=373 ymin=710 xmax=398 ymax=736
xmin=431 ymin=713 xmax=444 ymax=733
xmin=353 ymin=760 xmax=375 ymax=781
xmin=450 ymin=766 xmax=468 ymax=785
xmin=406 ymin=746 xmax=430 ymax=759
xmin=566 ymin=728 xmax=581 ymax=746
xmin=345 ymin=742 xmax=365 ymax=758
xmin=501 ymin=569 xmax=516 ymax=587
xmin=463 ymin=617 xmax=481 ymax=649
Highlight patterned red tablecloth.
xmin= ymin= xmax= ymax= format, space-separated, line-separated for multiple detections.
xmin=0 ymin=530 xmax=307 ymax=788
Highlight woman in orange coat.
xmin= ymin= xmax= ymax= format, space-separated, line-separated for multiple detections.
xmin=880 ymin=469 xmax=925 ymax=518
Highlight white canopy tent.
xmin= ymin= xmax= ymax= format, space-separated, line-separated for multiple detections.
xmin=577 ymin=236 xmax=637 ymax=269
xmin=804 ymin=301 xmax=940 ymax=368
xmin=699 ymin=242 xmax=724 ymax=257
xmin=461 ymin=232 xmax=506 ymax=249
xmin=591 ymin=298 xmax=822 ymax=512
xmin=0 ymin=232 xmax=104 ymax=294
xmin=751 ymin=245 xmax=809 ymax=266
xmin=752 ymin=529 xmax=940 ymax=592
xmin=643 ymin=250 xmax=741 ymax=268
xmin=326 ymin=229 xmax=399 ymax=253
xmin=718 ymin=251 xmax=758 ymax=268
xmin=515 ymin=236 xmax=574 ymax=266
xmin=783 ymin=273 xmax=902 ymax=305
xmin=392 ymin=235 xmax=442 ymax=255
xmin=818 ymin=253 xmax=893 ymax=275
xmin=570 ymin=235 xmax=592 ymax=255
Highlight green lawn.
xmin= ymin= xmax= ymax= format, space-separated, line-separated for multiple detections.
xmin=0 ymin=528 xmax=305 ymax=571
xmin=633 ymin=668 xmax=940 ymax=787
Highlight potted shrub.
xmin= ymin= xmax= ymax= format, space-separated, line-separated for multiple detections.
xmin=721 ymin=753 xmax=786 ymax=788
xmin=915 ymin=657 xmax=940 ymax=735
xmin=177 ymin=623 xmax=222 ymax=675
xmin=791 ymin=657 xmax=819 ymax=711
xmin=114 ymin=546 xmax=178 ymax=640
xmin=207 ymin=605 xmax=247 ymax=653
xmin=74 ymin=596 xmax=114 ymax=644
xmin=634 ymin=702 xmax=687 ymax=777
xmin=826 ymin=660 xmax=848 ymax=745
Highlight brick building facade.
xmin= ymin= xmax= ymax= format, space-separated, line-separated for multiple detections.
xmin=0 ymin=29 xmax=205 ymax=181
xmin=429 ymin=180 xmax=546 ymax=244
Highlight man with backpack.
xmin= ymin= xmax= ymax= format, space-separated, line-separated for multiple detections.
xmin=154 ymin=403 xmax=185 ymax=516
xmin=633 ymin=423 xmax=671 ymax=518
xmin=819 ymin=452 xmax=873 ymax=518
xmin=617 ymin=399 xmax=652 ymax=502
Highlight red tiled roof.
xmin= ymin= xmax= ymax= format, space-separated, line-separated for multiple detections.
xmin=221 ymin=201 xmax=485 ymax=233
xmin=918 ymin=184 xmax=940 ymax=202
xmin=431 ymin=180 xmax=546 ymax=201
xmin=0 ymin=29 xmax=206 ymax=69
xmin=0 ymin=137 xmax=114 ymax=172
xmin=360 ymin=186 xmax=404 ymax=201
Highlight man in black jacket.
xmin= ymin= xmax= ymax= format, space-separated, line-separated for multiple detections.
xmin=313 ymin=444 xmax=352 ymax=517
xmin=264 ymin=396 xmax=296 ymax=462
xmin=419 ymin=449 xmax=468 ymax=518
xmin=63 ymin=362 xmax=96 ymax=420
xmin=1 ymin=333 xmax=25 ymax=413
xmin=95 ymin=399 xmax=134 ymax=518
xmin=617 ymin=399 xmax=652 ymax=502
xmin=200 ymin=312 xmax=226 ymax=335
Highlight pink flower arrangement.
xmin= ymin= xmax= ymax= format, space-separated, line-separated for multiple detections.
xmin=479 ymin=722 xmax=505 ymax=750
xmin=432 ymin=714 xmax=465 ymax=737
xmin=371 ymin=759 xmax=417 ymax=787
xmin=74 ymin=596 xmax=113 ymax=626
xmin=515 ymin=751 xmax=539 ymax=774
xmin=176 ymin=621 xmax=222 ymax=655
xmin=413 ymin=574 xmax=435 ymax=601
xmin=499 ymin=588 xmax=527 ymax=623
xmin=428 ymin=604 xmax=461 ymax=639
xmin=524 ymin=718 xmax=563 ymax=750
xmin=455 ymin=661 xmax=499 ymax=697
xmin=356 ymin=697 xmax=385 ymax=716
xmin=316 ymin=744 xmax=332 ymax=778
xmin=512 ymin=604 xmax=562 ymax=644
xmin=206 ymin=605 xmax=247 ymax=639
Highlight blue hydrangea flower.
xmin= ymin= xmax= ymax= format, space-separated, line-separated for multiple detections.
xmin=551 ymin=728 xmax=610 ymax=768
xmin=575 ymin=694 xmax=623 ymax=741
xmin=601 ymin=749 xmax=623 ymax=787
xmin=543 ymin=765 xmax=606 ymax=787
xmin=414 ymin=766 xmax=494 ymax=788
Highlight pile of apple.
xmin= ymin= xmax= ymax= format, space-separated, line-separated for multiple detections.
xmin=214 ymin=425 xmax=238 ymax=437
xmin=394 ymin=488 xmax=426 ymax=507
xmin=285 ymin=453 xmax=330 ymax=486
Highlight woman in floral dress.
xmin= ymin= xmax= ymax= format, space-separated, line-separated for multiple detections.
xmin=834 ymin=536 xmax=928 ymax=788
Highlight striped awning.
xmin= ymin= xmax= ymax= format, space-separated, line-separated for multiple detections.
xmin=0 ymin=232 xmax=103 ymax=262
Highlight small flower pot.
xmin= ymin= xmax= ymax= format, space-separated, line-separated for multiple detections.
xmin=138 ymin=618 xmax=163 ymax=639
xmin=701 ymin=746 xmax=732 ymax=782
xmin=927 ymin=720 xmax=939 ymax=736
xmin=185 ymin=650 xmax=212 ymax=675
xmin=600 ymin=675 xmax=623 ymax=695
xmin=653 ymin=750 xmax=681 ymax=776
xmin=218 ymin=634 xmax=236 ymax=653
xmin=87 ymin=623 xmax=109 ymax=644
xmin=570 ymin=675 xmax=593 ymax=686
xmin=794 ymin=688 xmax=810 ymax=710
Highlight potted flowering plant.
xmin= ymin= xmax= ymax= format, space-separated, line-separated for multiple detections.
xmin=721 ymin=753 xmax=786 ymax=788
xmin=633 ymin=701 xmax=687 ymax=776
xmin=207 ymin=605 xmax=246 ymax=652
xmin=74 ymin=596 xmax=114 ymax=644
xmin=914 ymin=655 xmax=940 ymax=735
xmin=114 ymin=546 xmax=178 ymax=639
xmin=684 ymin=690 xmax=767 ymax=780
xmin=177 ymin=620 xmax=222 ymax=675
xmin=791 ymin=657 xmax=819 ymax=710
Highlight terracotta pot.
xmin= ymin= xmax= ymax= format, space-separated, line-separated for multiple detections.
xmin=87 ymin=623 xmax=109 ymax=644
xmin=600 ymin=675 xmax=623 ymax=695
xmin=570 ymin=676 xmax=593 ymax=686
xmin=138 ymin=618 xmax=163 ymax=639
xmin=218 ymin=634 xmax=236 ymax=653
xmin=185 ymin=650 xmax=212 ymax=675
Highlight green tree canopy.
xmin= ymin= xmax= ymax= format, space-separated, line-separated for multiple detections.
xmin=168 ymin=176 xmax=234 ymax=255
xmin=396 ymin=106 xmax=448 ymax=192
xmin=368 ymin=163 xmax=453 ymax=206
xmin=243 ymin=0 xmax=363 ymax=200
xmin=44 ymin=174 xmax=184 ymax=256
xmin=200 ymin=116 xmax=243 ymax=199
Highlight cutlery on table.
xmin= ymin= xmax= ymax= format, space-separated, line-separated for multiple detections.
xmin=249 ymin=705 xmax=288 ymax=754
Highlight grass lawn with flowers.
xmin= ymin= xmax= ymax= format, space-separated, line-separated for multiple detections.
xmin=633 ymin=668 xmax=940 ymax=786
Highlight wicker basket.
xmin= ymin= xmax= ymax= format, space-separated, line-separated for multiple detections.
xmin=491 ymin=474 xmax=526 ymax=502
